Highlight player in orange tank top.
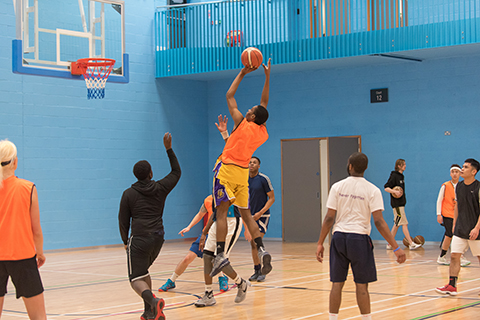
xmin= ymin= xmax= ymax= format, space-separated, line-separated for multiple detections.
xmin=210 ymin=58 xmax=273 ymax=280
xmin=436 ymin=164 xmax=470 ymax=266
xmin=0 ymin=140 xmax=47 ymax=320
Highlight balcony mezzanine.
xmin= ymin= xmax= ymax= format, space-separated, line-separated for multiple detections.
xmin=155 ymin=0 xmax=480 ymax=77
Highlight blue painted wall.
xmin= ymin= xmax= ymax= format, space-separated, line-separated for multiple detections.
xmin=206 ymin=54 xmax=480 ymax=242
xmin=1 ymin=0 xmax=210 ymax=250
xmin=3 ymin=0 xmax=480 ymax=250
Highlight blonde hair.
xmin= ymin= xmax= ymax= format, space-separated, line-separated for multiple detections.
xmin=0 ymin=139 xmax=17 ymax=185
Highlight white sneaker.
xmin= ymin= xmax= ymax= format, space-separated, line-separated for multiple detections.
xmin=386 ymin=244 xmax=393 ymax=250
xmin=460 ymin=255 xmax=471 ymax=267
xmin=234 ymin=279 xmax=251 ymax=303
xmin=437 ymin=255 xmax=449 ymax=265
xmin=409 ymin=242 xmax=421 ymax=250
xmin=257 ymin=247 xmax=272 ymax=275
xmin=195 ymin=291 xmax=216 ymax=307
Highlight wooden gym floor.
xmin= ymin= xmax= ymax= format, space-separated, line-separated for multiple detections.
xmin=2 ymin=239 xmax=480 ymax=319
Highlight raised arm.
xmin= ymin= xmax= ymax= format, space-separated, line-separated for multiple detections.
xmin=226 ymin=67 xmax=257 ymax=128
xmin=156 ymin=132 xmax=181 ymax=193
xmin=260 ymin=58 xmax=271 ymax=108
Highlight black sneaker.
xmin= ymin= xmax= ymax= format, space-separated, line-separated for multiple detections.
xmin=248 ymin=270 xmax=261 ymax=282
xmin=152 ymin=297 xmax=166 ymax=320
xmin=140 ymin=310 xmax=155 ymax=320
xmin=140 ymin=309 xmax=154 ymax=320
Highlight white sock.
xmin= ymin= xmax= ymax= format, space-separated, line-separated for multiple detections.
xmin=234 ymin=275 xmax=242 ymax=285
xmin=329 ymin=314 xmax=338 ymax=320
xmin=361 ymin=314 xmax=372 ymax=320
xmin=171 ymin=272 xmax=179 ymax=282
xmin=205 ymin=284 xmax=213 ymax=292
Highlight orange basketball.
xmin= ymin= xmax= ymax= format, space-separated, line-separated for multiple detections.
xmin=402 ymin=237 xmax=409 ymax=247
xmin=392 ymin=186 xmax=403 ymax=199
xmin=241 ymin=47 xmax=263 ymax=68
xmin=414 ymin=235 xmax=425 ymax=245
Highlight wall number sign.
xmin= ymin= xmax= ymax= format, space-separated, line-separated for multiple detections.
xmin=370 ymin=88 xmax=388 ymax=103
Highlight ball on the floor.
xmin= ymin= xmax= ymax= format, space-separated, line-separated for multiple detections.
xmin=414 ymin=235 xmax=425 ymax=245
xmin=403 ymin=237 xmax=409 ymax=247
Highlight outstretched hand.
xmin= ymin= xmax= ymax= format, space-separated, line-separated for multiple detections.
xmin=163 ymin=132 xmax=172 ymax=150
xmin=215 ymin=114 xmax=228 ymax=133
xmin=241 ymin=65 xmax=258 ymax=75
xmin=178 ymin=227 xmax=190 ymax=237
xmin=262 ymin=58 xmax=271 ymax=76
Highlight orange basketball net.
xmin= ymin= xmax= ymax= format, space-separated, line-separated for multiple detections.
xmin=76 ymin=58 xmax=116 ymax=99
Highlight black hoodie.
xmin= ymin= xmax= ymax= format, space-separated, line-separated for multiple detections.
xmin=118 ymin=148 xmax=181 ymax=245
xmin=384 ymin=170 xmax=406 ymax=208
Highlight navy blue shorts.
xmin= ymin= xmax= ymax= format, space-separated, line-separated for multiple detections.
xmin=0 ymin=256 xmax=44 ymax=299
xmin=330 ymin=232 xmax=377 ymax=284
xmin=189 ymin=234 xmax=208 ymax=258
xmin=256 ymin=216 xmax=270 ymax=234
xmin=127 ymin=233 xmax=164 ymax=282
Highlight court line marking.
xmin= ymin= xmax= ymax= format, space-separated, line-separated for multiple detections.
xmin=9 ymin=247 xmax=443 ymax=319
xmin=55 ymin=259 xmax=471 ymax=320
xmin=43 ymin=256 xmax=125 ymax=267
xmin=410 ymin=300 xmax=480 ymax=319
xmin=289 ymin=278 xmax=480 ymax=320
xmin=345 ymin=286 xmax=480 ymax=320
xmin=0 ymin=312 xmax=29 ymax=319
xmin=208 ymin=261 xmax=426 ymax=303
xmin=151 ymin=259 xmax=434 ymax=305
xmin=41 ymin=269 xmax=126 ymax=278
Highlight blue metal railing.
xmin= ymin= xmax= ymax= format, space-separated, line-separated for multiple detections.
xmin=155 ymin=0 xmax=480 ymax=77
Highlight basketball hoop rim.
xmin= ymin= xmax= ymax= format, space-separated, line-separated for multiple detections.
xmin=76 ymin=58 xmax=116 ymax=68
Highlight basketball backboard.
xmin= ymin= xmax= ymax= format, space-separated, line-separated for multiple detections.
xmin=12 ymin=0 xmax=128 ymax=83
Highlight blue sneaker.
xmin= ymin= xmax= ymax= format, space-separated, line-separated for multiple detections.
xmin=158 ymin=279 xmax=175 ymax=292
xmin=218 ymin=275 xmax=229 ymax=292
